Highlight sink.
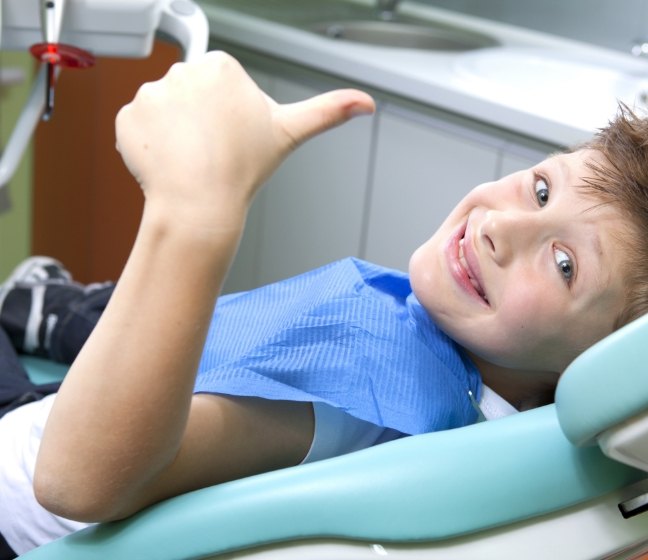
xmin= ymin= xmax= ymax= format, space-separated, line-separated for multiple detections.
xmin=205 ymin=0 xmax=498 ymax=51
xmin=310 ymin=20 xmax=498 ymax=51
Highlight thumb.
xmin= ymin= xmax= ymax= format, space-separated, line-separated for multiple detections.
xmin=276 ymin=89 xmax=375 ymax=149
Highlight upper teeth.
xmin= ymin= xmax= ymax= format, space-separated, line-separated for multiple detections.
xmin=459 ymin=238 xmax=469 ymax=274
xmin=459 ymin=237 xmax=487 ymax=301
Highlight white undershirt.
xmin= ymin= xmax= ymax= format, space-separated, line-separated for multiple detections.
xmin=0 ymin=395 xmax=87 ymax=555
xmin=479 ymin=385 xmax=519 ymax=420
xmin=0 ymin=387 xmax=517 ymax=555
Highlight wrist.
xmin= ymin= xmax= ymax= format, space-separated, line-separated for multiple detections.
xmin=133 ymin=199 xmax=247 ymax=286
xmin=141 ymin=189 xmax=249 ymax=242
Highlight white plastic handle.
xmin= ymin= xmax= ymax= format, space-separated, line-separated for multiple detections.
xmin=158 ymin=0 xmax=209 ymax=62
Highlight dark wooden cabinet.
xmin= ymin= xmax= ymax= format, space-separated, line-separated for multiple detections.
xmin=32 ymin=42 xmax=179 ymax=283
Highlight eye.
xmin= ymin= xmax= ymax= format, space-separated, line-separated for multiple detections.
xmin=554 ymin=248 xmax=574 ymax=283
xmin=534 ymin=176 xmax=549 ymax=207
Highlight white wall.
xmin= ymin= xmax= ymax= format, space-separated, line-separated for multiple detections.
xmin=414 ymin=0 xmax=648 ymax=55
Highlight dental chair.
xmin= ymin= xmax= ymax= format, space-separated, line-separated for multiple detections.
xmin=15 ymin=312 xmax=648 ymax=559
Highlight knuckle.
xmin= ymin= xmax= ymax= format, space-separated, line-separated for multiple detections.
xmin=135 ymin=80 xmax=155 ymax=99
xmin=166 ymin=61 xmax=185 ymax=80
xmin=205 ymin=50 xmax=240 ymax=74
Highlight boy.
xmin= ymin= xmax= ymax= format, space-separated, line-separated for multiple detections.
xmin=0 ymin=51 xmax=645 ymax=556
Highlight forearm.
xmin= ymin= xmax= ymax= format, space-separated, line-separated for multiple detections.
xmin=35 ymin=200 xmax=246 ymax=520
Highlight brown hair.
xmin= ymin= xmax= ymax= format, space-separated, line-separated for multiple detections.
xmin=578 ymin=103 xmax=648 ymax=328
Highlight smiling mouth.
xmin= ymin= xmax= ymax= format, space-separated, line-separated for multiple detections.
xmin=458 ymin=235 xmax=489 ymax=305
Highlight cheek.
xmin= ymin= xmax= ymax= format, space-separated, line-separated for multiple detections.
xmin=497 ymin=283 xmax=550 ymax=330
xmin=498 ymin=280 xmax=560 ymax=332
xmin=469 ymin=285 xmax=571 ymax=370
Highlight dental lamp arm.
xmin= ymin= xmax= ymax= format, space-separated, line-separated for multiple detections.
xmin=0 ymin=0 xmax=209 ymax=189
xmin=158 ymin=0 xmax=209 ymax=62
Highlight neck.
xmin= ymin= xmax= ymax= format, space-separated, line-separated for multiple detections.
xmin=467 ymin=352 xmax=560 ymax=411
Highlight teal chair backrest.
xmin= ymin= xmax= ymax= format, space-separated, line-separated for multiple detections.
xmin=557 ymin=312 xmax=648 ymax=447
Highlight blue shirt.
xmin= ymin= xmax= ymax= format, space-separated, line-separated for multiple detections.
xmin=195 ymin=258 xmax=482 ymax=435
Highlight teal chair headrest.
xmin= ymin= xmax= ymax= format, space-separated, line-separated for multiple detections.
xmin=556 ymin=312 xmax=648 ymax=447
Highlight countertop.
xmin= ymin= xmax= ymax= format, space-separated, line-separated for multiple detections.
xmin=197 ymin=0 xmax=648 ymax=147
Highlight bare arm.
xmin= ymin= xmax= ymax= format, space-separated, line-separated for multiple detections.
xmin=33 ymin=52 xmax=375 ymax=522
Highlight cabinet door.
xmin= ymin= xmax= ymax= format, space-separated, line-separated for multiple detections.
xmin=32 ymin=42 xmax=180 ymax=283
xmin=242 ymin=76 xmax=373 ymax=289
xmin=364 ymin=108 xmax=499 ymax=271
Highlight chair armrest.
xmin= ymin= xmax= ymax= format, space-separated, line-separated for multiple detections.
xmin=20 ymin=356 xmax=68 ymax=385
xmin=19 ymin=405 xmax=644 ymax=560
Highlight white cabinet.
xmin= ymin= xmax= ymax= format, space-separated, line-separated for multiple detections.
xmin=363 ymin=106 xmax=500 ymax=272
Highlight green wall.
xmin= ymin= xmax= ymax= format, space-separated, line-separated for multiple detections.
xmin=0 ymin=52 xmax=35 ymax=279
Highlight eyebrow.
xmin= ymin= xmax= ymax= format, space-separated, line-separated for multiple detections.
xmin=571 ymin=230 xmax=607 ymax=300
xmin=552 ymin=156 xmax=571 ymax=184
xmin=589 ymin=231 xmax=604 ymax=259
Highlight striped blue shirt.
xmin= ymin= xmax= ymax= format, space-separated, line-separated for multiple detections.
xmin=195 ymin=258 xmax=481 ymax=435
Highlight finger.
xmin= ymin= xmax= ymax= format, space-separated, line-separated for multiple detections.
xmin=277 ymin=89 xmax=375 ymax=149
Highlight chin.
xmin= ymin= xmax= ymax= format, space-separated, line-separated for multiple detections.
xmin=407 ymin=251 xmax=425 ymax=294
xmin=408 ymin=243 xmax=424 ymax=275
xmin=408 ymin=240 xmax=437 ymax=285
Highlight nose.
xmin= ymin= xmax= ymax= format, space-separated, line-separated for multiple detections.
xmin=478 ymin=209 xmax=542 ymax=266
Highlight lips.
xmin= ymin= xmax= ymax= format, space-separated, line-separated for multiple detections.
xmin=447 ymin=221 xmax=490 ymax=306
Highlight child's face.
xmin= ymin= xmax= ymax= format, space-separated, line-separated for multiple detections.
xmin=409 ymin=149 xmax=629 ymax=373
